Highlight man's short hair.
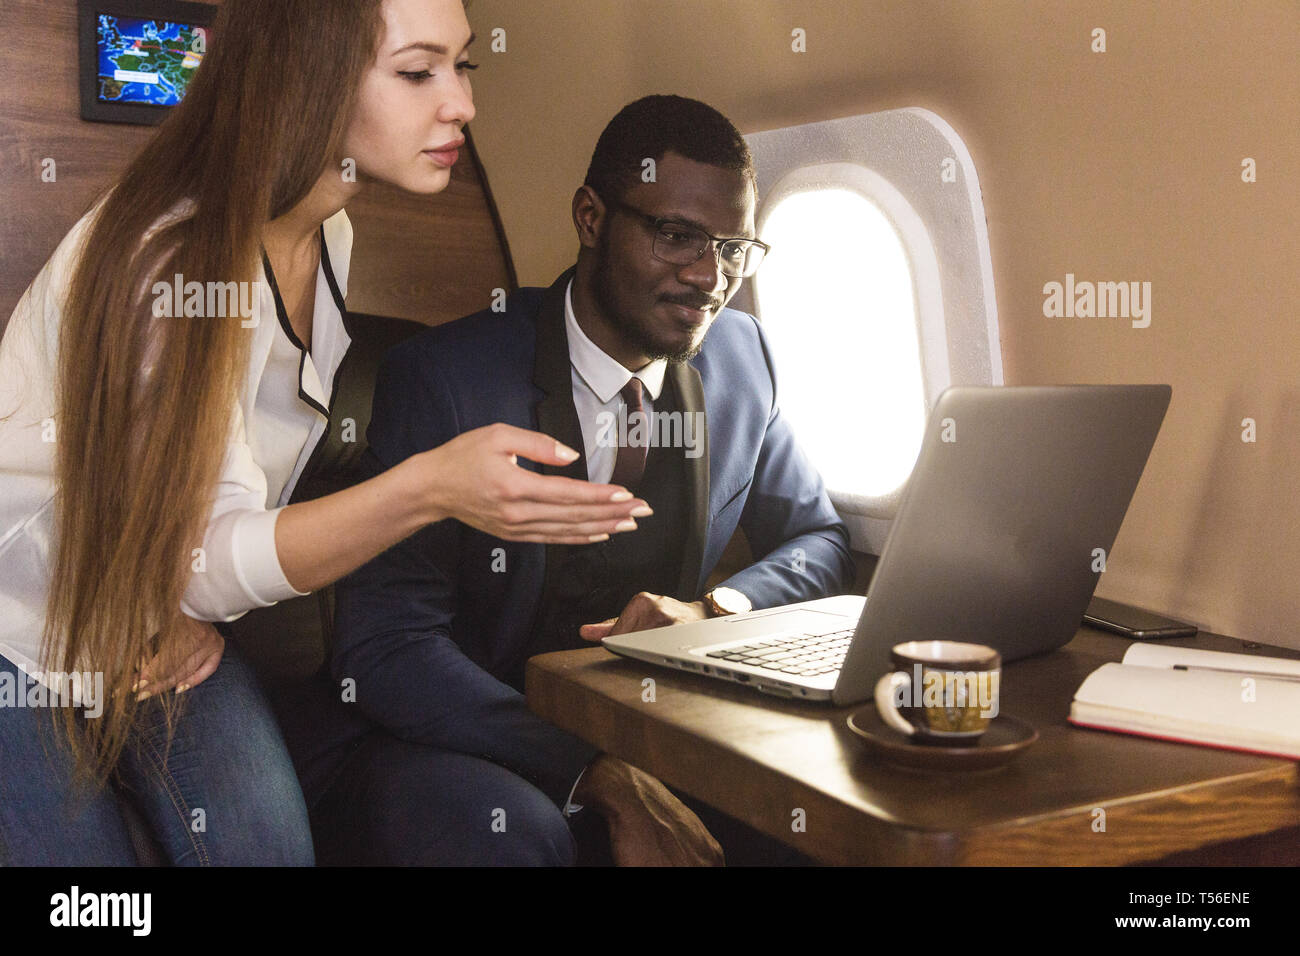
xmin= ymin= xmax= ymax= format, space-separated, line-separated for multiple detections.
xmin=583 ymin=94 xmax=756 ymax=204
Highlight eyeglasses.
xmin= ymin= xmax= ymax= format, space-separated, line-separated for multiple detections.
xmin=604 ymin=197 xmax=770 ymax=279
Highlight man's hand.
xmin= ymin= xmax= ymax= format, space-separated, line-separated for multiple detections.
xmin=579 ymin=592 xmax=711 ymax=642
xmin=573 ymin=754 xmax=724 ymax=866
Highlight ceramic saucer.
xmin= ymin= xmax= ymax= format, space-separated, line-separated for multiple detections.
xmin=846 ymin=704 xmax=1038 ymax=770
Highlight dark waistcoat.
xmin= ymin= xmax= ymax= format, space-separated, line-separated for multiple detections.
xmin=526 ymin=376 xmax=693 ymax=669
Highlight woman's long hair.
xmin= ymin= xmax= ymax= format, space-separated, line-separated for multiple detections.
xmin=45 ymin=0 xmax=383 ymax=781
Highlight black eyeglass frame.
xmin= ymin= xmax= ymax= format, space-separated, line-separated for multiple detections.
xmin=602 ymin=196 xmax=771 ymax=279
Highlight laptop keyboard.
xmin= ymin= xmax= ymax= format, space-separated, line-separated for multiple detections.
xmin=705 ymin=627 xmax=855 ymax=677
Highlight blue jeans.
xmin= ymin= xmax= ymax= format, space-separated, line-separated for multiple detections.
xmin=0 ymin=642 xmax=313 ymax=866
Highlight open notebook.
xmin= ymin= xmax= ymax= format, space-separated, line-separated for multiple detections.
xmin=1069 ymin=643 xmax=1300 ymax=759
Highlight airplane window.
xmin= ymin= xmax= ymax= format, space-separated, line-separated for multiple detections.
xmin=753 ymin=185 xmax=926 ymax=502
xmin=740 ymin=109 xmax=1001 ymax=552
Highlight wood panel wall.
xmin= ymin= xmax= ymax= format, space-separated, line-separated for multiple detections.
xmin=0 ymin=0 xmax=513 ymax=334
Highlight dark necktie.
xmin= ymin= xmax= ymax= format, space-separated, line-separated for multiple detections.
xmin=609 ymin=377 xmax=648 ymax=490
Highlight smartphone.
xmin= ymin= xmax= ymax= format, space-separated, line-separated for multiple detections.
xmin=1083 ymin=596 xmax=1198 ymax=639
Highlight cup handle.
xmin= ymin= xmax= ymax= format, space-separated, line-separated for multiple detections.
xmin=874 ymin=670 xmax=917 ymax=737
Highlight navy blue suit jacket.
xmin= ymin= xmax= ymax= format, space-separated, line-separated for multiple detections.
xmin=332 ymin=269 xmax=854 ymax=805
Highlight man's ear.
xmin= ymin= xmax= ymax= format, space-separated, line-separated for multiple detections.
xmin=572 ymin=185 xmax=606 ymax=251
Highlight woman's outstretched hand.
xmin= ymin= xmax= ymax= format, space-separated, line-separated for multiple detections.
xmin=414 ymin=423 xmax=651 ymax=544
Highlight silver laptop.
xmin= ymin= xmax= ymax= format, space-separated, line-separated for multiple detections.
xmin=603 ymin=384 xmax=1172 ymax=705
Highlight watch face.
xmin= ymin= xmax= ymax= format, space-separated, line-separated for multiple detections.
xmin=711 ymin=587 xmax=751 ymax=615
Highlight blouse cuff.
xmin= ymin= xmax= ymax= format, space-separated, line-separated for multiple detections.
xmin=232 ymin=506 xmax=311 ymax=604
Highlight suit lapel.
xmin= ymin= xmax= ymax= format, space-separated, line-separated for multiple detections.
xmin=532 ymin=268 xmax=587 ymax=601
xmin=669 ymin=359 xmax=710 ymax=599
xmin=532 ymin=268 xmax=587 ymax=480
xmin=531 ymin=266 xmax=711 ymax=602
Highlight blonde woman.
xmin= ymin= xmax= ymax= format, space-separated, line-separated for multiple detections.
xmin=0 ymin=0 xmax=646 ymax=866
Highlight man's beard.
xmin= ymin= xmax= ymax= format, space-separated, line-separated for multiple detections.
xmin=591 ymin=241 xmax=713 ymax=364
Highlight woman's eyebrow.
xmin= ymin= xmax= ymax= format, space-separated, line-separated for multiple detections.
xmin=391 ymin=33 xmax=476 ymax=57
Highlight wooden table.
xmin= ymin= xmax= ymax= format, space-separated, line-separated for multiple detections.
xmin=526 ymin=627 xmax=1300 ymax=865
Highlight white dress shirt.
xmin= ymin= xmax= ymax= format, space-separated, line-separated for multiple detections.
xmin=559 ymin=279 xmax=668 ymax=813
xmin=0 ymin=201 xmax=353 ymax=691
xmin=564 ymin=279 xmax=666 ymax=482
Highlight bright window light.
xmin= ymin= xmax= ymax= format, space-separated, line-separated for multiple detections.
xmin=744 ymin=109 xmax=1001 ymax=552
xmin=754 ymin=186 xmax=927 ymax=503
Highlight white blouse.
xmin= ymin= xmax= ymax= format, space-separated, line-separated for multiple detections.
xmin=0 ymin=202 xmax=354 ymax=686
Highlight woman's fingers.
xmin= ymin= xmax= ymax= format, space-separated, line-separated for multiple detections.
xmin=136 ymin=645 xmax=203 ymax=699
xmin=174 ymin=641 xmax=225 ymax=695
xmin=495 ymin=517 xmax=638 ymax=538
xmin=504 ymin=467 xmax=640 ymax=508
xmin=486 ymin=423 xmax=585 ymax=470
xmin=133 ymin=654 xmax=169 ymax=696
xmin=469 ymin=502 xmax=649 ymax=540
xmin=484 ymin=425 xmax=645 ymax=505
xmin=135 ymin=621 xmax=225 ymax=698
xmin=501 ymin=505 xmax=649 ymax=529
xmin=433 ymin=424 xmax=657 ymax=541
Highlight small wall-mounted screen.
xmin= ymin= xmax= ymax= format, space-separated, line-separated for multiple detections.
xmin=94 ymin=14 xmax=207 ymax=107
xmin=78 ymin=0 xmax=216 ymax=124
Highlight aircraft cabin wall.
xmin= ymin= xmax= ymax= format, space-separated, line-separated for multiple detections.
xmin=1 ymin=0 xmax=1293 ymax=652
xmin=465 ymin=0 xmax=1299 ymax=650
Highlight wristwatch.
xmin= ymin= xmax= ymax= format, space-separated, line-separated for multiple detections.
xmin=703 ymin=586 xmax=752 ymax=617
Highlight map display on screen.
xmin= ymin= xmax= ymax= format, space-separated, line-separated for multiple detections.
xmin=96 ymin=13 xmax=206 ymax=107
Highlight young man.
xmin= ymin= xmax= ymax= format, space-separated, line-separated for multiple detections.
xmin=326 ymin=95 xmax=854 ymax=865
